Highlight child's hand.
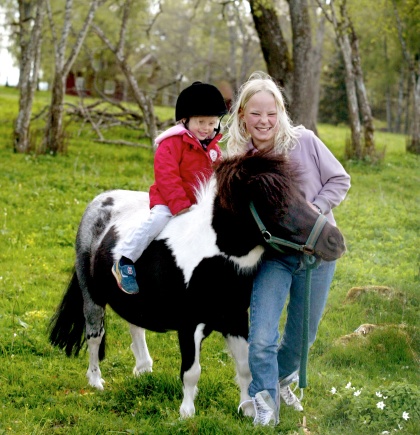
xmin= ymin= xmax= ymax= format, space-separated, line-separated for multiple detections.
xmin=175 ymin=208 xmax=190 ymax=216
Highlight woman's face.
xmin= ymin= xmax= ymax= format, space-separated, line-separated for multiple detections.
xmin=241 ymin=91 xmax=278 ymax=152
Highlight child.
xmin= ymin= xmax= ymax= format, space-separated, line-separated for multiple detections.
xmin=112 ymin=81 xmax=228 ymax=294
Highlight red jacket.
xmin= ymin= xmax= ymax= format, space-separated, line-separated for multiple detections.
xmin=149 ymin=125 xmax=223 ymax=215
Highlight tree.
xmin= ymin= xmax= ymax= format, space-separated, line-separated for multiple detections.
xmin=13 ymin=0 xmax=46 ymax=153
xmin=391 ymin=0 xmax=420 ymax=154
xmin=248 ymin=0 xmax=323 ymax=133
xmin=42 ymin=0 xmax=104 ymax=154
xmin=92 ymin=0 xmax=157 ymax=144
xmin=317 ymin=0 xmax=376 ymax=160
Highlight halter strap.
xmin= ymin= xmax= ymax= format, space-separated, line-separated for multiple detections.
xmin=249 ymin=201 xmax=328 ymax=256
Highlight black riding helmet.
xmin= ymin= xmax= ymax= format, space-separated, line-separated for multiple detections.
xmin=175 ymin=81 xmax=228 ymax=121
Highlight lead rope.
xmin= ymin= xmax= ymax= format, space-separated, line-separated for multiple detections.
xmin=298 ymin=253 xmax=318 ymax=389
xmin=249 ymin=201 xmax=328 ymax=391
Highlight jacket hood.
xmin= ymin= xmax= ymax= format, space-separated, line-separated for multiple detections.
xmin=155 ymin=124 xmax=189 ymax=147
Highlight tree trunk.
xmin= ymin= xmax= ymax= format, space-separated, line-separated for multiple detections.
xmin=395 ymin=68 xmax=405 ymax=133
xmin=92 ymin=0 xmax=157 ymax=144
xmin=288 ymin=0 xmax=316 ymax=131
xmin=339 ymin=32 xmax=362 ymax=159
xmin=317 ymin=0 xmax=364 ymax=158
xmin=392 ymin=0 xmax=420 ymax=153
xmin=121 ymin=62 xmax=157 ymax=142
xmin=350 ymin=24 xmax=375 ymax=156
xmin=406 ymin=68 xmax=420 ymax=153
xmin=43 ymin=74 xmax=66 ymax=154
xmin=43 ymin=0 xmax=103 ymax=154
xmin=248 ymin=0 xmax=293 ymax=94
xmin=310 ymin=13 xmax=326 ymax=132
xmin=14 ymin=0 xmax=45 ymax=153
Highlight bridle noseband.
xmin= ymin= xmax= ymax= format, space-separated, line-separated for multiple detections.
xmin=249 ymin=201 xmax=328 ymax=258
xmin=249 ymin=200 xmax=329 ymax=390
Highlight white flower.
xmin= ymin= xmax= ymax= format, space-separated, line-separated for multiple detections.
xmin=383 ymin=396 xmax=388 ymax=399
xmin=377 ymin=401 xmax=386 ymax=410
xmin=376 ymin=391 xmax=383 ymax=397
xmin=354 ymin=390 xmax=361 ymax=396
xmin=331 ymin=387 xmax=337 ymax=394
xmin=345 ymin=382 xmax=352 ymax=389
xmin=402 ymin=411 xmax=410 ymax=421
xmin=381 ymin=431 xmax=390 ymax=434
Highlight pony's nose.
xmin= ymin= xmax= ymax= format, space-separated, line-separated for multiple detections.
xmin=328 ymin=234 xmax=346 ymax=256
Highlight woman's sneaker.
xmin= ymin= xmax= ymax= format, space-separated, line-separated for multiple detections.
xmin=112 ymin=260 xmax=139 ymax=294
xmin=252 ymin=390 xmax=279 ymax=426
xmin=279 ymin=385 xmax=303 ymax=411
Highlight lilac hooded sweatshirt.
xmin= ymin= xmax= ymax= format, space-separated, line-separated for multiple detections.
xmin=249 ymin=128 xmax=351 ymax=226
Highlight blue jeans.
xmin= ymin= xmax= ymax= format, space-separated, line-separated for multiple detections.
xmin=248 ymin=253 xmax=336 ymax=402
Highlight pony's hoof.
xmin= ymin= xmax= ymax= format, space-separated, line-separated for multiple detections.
xmin=133 ymin=366 xmax=153 ymax=376
xmin=87 ymin=372 xmax=105 ymax=390
xmin=240 ymin=402 xmax=255 ymax=417
xmin=179 ymin=404 xmax=195 ymax=419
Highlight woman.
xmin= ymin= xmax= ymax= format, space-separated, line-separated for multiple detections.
xmin=226 ymin=72 xmax=350 ymax=426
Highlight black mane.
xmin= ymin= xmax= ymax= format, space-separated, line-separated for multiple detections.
xmin=215 ymin=151 xmax=301 ymax=216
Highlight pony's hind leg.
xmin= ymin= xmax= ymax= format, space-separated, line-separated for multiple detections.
xmin=129 ymin=324 xmax=153 ymax=375
xmin=84 ymin=302 xmax=106 ymax=390
xmin=225 ymin=334 xmax=255 ymax=418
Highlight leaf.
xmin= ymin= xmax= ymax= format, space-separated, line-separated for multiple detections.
xmin=18 ymin=318 xmax=28 ymax=329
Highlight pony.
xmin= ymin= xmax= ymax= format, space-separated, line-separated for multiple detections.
xmin=49 ymin=151 xmax=346 ymax=418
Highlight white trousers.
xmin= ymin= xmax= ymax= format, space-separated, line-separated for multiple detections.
xmin=119 ymin=205 xmax=172 ymax=263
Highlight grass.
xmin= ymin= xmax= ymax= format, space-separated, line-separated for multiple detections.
xmin=0 ymin=87 xmax=419 ymax=434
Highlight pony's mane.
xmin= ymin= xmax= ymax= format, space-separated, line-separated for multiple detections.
xmin=214 ymin=151 xmax=301 ymax=214
xmin=193 ymin=175 xmax=217 ymax=206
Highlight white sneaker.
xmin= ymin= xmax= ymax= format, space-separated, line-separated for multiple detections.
xmin=279 ymin=385 xmax=303 ymax=411
xmin=252 ymin=390 xmax=279 ymax=426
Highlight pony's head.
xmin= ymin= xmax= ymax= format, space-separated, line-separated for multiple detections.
xmin=214 ymin=151 xmax=346 ymax=261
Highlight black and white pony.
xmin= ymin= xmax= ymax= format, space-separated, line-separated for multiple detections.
xmin=49 ymin=152 xmax=346 ymax=418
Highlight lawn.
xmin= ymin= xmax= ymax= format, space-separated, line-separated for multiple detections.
xmin=0 ymin=87 xmax=419 ymax=434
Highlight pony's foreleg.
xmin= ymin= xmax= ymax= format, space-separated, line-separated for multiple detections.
xmin=129 ymin=324 xmax=153 ymax=375
xmin=85 ymin=303 xmax=106 ymax=390
xmin=178 ymin=323 xmax=206 ymax=418
xmin=225 ymin=334 xmax=255 ymax=418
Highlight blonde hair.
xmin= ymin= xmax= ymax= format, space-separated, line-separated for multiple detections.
xmin=225 ymin=71 xmax=302 ymax=156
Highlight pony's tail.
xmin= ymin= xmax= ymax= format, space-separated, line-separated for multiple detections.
xmin=49 ymin=270 xmax=86 ymax=357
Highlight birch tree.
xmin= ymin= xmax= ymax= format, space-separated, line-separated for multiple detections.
xmin=248 ymin=0 xmax=323 ymax=133
xmin=317 ymin=0 xmax=376 ymax=159
xmin=392 ymin=0 xmax=420 ymax=154
xmin=42 ymin=0 xmax=104 ymax=154
xmin=92 ymin=0 xmax=157 ymax=144
xmin=13 ymin=0 xmax=46 ymax=153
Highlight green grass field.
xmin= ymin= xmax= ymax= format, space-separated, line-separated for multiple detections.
xmin=0 ymin=87 xmax=419 ymax=434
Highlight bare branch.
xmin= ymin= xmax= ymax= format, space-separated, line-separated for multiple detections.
xmin=45 ymin=0 xmax=58 ymax=54
xmin=63 ymin=0 xmax=105 ymax=77
xmin=146 ymin=0 xmax=163 ymax=38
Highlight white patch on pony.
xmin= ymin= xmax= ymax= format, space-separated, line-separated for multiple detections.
xmin=157 ymin=179 xmax=221 ymax=284
xmin=157 ymin=177 xmax=265 ymax=284
xmin=230 ymin=245 xmax=265 ymax=271
xmin=225 ymin=335 xmax=255 ymax=417
xmin=82 ymin=190 xmax=150 ymax=261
